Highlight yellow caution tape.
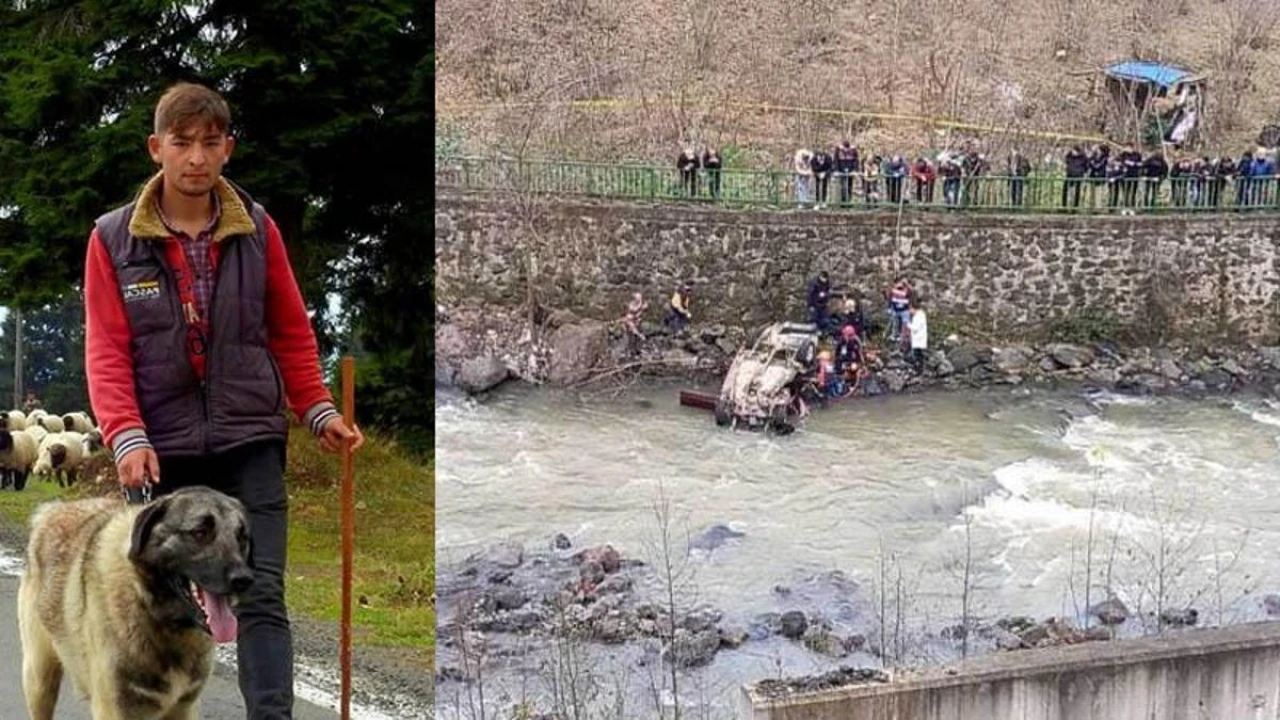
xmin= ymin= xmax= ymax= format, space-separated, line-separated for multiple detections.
xmin=436 ymin=97 xmax=1113 ymax=145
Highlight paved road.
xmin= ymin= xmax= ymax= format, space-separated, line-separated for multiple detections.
xmin=0 ymin=574 xmax=339 ymax=719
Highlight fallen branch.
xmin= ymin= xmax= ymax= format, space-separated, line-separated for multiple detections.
xmin=568 ymin=358 xmax=695 ymax=389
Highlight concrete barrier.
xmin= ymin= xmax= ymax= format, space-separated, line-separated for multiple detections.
xmin=740 ymin=621 xmax=1280 ymax=720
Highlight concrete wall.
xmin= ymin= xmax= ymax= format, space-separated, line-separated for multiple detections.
xmin=739 ymin=622 xmax=1280 ymax=720
xmin=435 ymin=191 xmax=1280 ymax=341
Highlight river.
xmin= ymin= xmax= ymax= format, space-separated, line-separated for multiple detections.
xmin=435 ymin=381 xmax=1280 ymax=712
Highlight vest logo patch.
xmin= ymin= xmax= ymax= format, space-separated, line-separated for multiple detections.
xmin=122 ymin=280 xmax=162 ymax=303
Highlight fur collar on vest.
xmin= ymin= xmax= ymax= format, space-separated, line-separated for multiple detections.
xmin=127 ymin=172 xmax=256 ymax=243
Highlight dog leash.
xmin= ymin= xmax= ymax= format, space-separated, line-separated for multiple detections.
xmin=122 ymin=480 xmax=154 ymax=505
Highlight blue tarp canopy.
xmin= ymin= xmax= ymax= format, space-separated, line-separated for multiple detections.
xmin=1104 ymin=61 xmax=1199 ymax=89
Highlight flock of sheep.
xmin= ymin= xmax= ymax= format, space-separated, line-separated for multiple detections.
xmin=0 ymin=409 xmax=105 ymax=491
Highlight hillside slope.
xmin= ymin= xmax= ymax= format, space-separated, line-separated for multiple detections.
xmin=436 ymin=0 xmax=1280 ymax=165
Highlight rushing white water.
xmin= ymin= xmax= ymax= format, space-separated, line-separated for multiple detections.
xmin=436 ymin=381 xmax=1280 ymax=717
xmin=438 ymin=382 xmax=1280 ymax=638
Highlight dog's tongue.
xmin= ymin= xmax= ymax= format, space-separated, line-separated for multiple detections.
xmin=197 ymin=587 xmax=238 ymax=643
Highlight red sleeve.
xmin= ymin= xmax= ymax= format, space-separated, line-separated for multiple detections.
xmin=263 ymin=212 xmax=334 ymax=421
xmin=84 ymin=229 xmax=146 ymax=446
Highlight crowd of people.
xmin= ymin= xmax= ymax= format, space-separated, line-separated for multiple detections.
xmin=671 ymin=140 xmax=1280 ymax=211
xmin=618 ymin=272 xmax=929 ymax=400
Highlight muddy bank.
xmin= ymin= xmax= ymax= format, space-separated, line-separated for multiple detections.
xmin=0 ymin=512 xmax=434 ymax=716
xmin=435 ymin=301 xmax=1280 ymax=401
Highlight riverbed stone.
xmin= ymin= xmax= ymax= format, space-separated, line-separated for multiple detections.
xmin=594 ymin=574 xmax=633 ymax=596
xmin=577 ymin=545 xmax=622 ymax=574
xmin=779 ymin=610 xmax=808 ymax=639
xmin=668 ymin=628 xmax=721 ymax=667
xmin=456 ymin=355 xmax=510 ymax=394
xmin=1049 ymin=343 xmax=1095 ymax=369
xmin=802 ymin=625 xmax=849 ymax=658
xmin=719 ymin=627 xmax=750 ymax=649
xmin=1089 ymin=597 xmax=1130 ymax=626
xmin=947 ymin=344 xmax=982 ymax=372
xmin=547 ymin=320 xmax=609 ymax=386
xmin=493 ymin=587 xmax=529 ymax=611
xmin=486 ymin=542 xmax=524 ymax=569
xmin=992 ymin=345 xmax=1033 ymax=373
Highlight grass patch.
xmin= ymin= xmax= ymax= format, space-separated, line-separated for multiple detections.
xmin=0 ymin=427 xmax=435 ymax=668
xmin=0 ymin=480 xmax=66 ymax=529
xmin=283 ymin=427 xmax=435 ymax=669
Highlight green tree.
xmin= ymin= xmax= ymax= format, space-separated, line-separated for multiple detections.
xmin=0 ymin=293 xmax=89 ymax=413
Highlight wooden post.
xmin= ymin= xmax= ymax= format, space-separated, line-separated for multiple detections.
xmin=340 ymin=357 xmax=356 ymax=719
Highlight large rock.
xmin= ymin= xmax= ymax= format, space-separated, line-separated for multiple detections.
xmin=668 ymin=628 xmax=721 ymax=668
xmin=1048 ymin=343 xmax=1095 ymax=369
xmin=456 ymin=355 xmax=510 ymax=394
xmin=802 ymin=626 xmax=849 ymax=658
xmin=991 ymin=345 xmax=1034 ymax=373
xmin=547 ymin=321 xmax=610 ymax=386
xmin=779 ymin=610 xmax=808 ymax=639
xmin=1089 ymin=597 xmax=1130 ymax=626
xmin=486 ymin=542 xmax=524 ymax=569
xmin=946 ymin=344 xmax=982 ymax=373
xmin=577 ymin=545 xmax=622 ymax=574
xmin=435 ymin=323 xmax=471 ymax=386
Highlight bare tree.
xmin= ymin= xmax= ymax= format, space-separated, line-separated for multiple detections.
xmin=643 ymin=479 xmax=698 ymax=720
xmin=1209 ymin=0 xmax=1280 ymax=135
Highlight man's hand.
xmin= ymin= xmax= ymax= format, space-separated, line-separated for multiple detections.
xmin=118 ymin=448 xmax=160 ymax=488
xmin=319 ymin=416 xmax=365 ymax=454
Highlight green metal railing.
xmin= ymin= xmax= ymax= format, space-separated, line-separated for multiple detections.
xmin=436 ymin=155 xmax=1280 ymax=214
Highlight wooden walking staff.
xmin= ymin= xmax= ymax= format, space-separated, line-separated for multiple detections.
xmin=340 ymin=357 xmax=357 ymax=719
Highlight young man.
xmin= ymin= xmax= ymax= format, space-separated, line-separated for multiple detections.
xmin=83 ymin=82 xmax=364 ymax=719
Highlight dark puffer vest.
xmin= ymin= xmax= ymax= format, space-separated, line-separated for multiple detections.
xmin=93 ymin=183 xmax=288 ymax=456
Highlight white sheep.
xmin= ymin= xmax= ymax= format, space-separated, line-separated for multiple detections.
xmin=61 ymin=411 xmax=95 ymax=434
xmin=2 ymin=409 xmax=26 ymax=432
xmin=24 ymin=424 xmax=48 ymax=445
xmin=36 ymin=414 xmax=65 ymax=434
xmin=0 ymin=429 xmax=39 ymax=491
xmin=34 ymin=431 xmax=85 ymax=488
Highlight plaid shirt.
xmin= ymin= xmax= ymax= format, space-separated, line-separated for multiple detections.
xmin=154 ymin=191 xmax=221 ymax=323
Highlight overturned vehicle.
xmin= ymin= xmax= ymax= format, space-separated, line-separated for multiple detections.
xmin=712 ymin=322 xmax=820 ymax=434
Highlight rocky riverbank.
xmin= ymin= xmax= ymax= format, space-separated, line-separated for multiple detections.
xmin=435 ymin=301 xmax=1280 ymax=400
xmin=435 ymin=530 xmax=1280 ymax=698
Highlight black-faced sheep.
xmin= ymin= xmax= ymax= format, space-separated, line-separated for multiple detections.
xmin=33 ymin=431 xmax=85 ymax=488
xmin=0 ymin=429 xmax=38 ymax=491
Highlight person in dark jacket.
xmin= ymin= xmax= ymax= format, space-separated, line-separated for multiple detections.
xmin=1169 ymin=157 xmax=1191 ymax=206
xmin=677 ymin=147 xmax=700 ymax=197
xmin=701 ymin=147 xmax=723 ymax=200
xmin=1118 ymin=143 xmax=1143 ymax=208
xmin=1236 ymin=151 xmax=1254 ymax=206
xmin=1063 ymin=145 xmax=1087 ymax=208
xmin=83 ymin=81 xmax=364 ymax=720
xmin=1252 ymin=152 xmax=1276 ymax=205
xmin=884 ymin=155 xmax=908 ymax=204
xmin=1008 ymin=150 xmax=1032 ymax=207
xmin=807 ymin=271 xmax=832 ymax=330
xmin=835 ymin=141 xmax=860 ymax=205
xmin=1142 ymin=152 xmax=1169 ymax=208
xmin=1106 ymin=157 xmax=1125 ymax=209
xmin=1087 ymin=144 xmax=1110 ymax=206
xmin=811 ymin=148 xmax=834 ymax=206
